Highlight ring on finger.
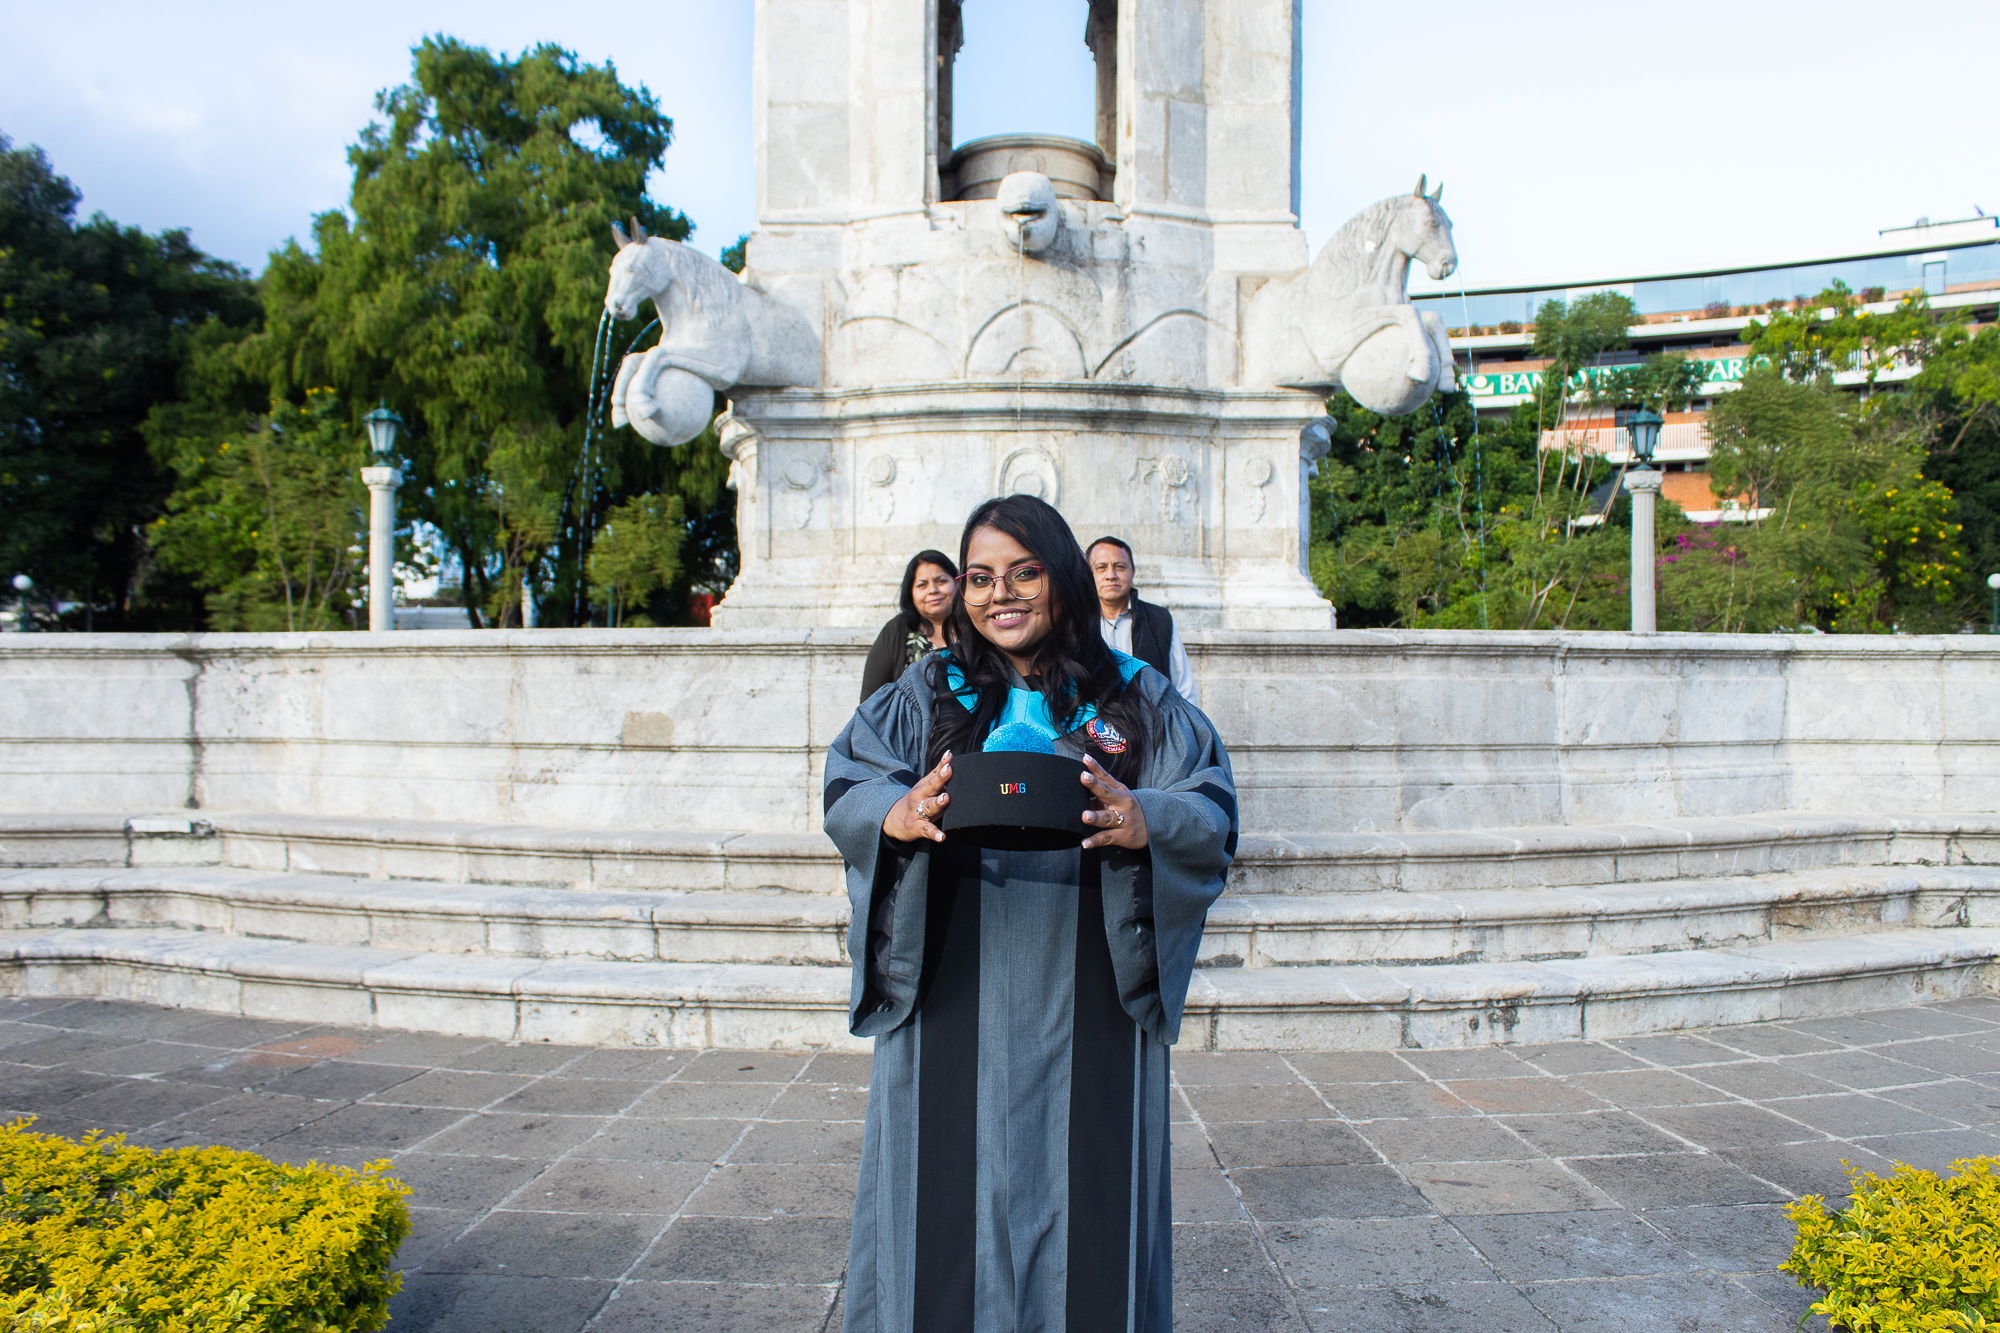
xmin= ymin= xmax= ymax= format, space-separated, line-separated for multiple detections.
xmin=916 ymin=798 xmax=932 ymax=820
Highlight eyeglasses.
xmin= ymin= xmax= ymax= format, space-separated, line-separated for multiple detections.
xmin=957 ymin=564 xmax=1045 ymax=606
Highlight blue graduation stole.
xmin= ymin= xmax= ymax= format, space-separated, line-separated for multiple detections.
xmin=941 ymin=651 xmax=1144 ymax=745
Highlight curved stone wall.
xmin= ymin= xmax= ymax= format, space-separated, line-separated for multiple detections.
xmin=1 ymin=630 xmax=1993 ymax=835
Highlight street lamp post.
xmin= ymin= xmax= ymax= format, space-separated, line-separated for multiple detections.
xmin=1987 ymin=572 xmax=2000 ymax=633
xmin=1622 ymin=409 xmax=1665 ymax=633
xmin=360 ymin=405 xmax=404 ymax=633
xmin=9 ymin=574 xmax=32 ymax=633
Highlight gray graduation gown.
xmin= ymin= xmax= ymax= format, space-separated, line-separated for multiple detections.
xmin=823 ymin=660 xmax=1238 ymax=1333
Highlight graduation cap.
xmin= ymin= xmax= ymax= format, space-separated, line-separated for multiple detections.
xmin=940 ymin=721 xmax=1089 ymax=851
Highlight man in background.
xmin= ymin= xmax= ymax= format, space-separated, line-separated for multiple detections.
xmin=1086 ymin=536 xmax=1199 ymax=706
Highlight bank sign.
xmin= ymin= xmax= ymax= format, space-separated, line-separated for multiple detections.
xmin=1461 ymin=356 xmax=1755 ymax=402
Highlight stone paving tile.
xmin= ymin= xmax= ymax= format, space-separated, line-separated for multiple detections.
xmin=632 ymin=1215 xmax=849 ymax=1284
xmin=1876 ymin=1037 xmax=2000 ymax=1077
xmin=1263 ymin=1216 xmax=1497 ymax=1288
xmin=1173 ymin=1223 xmax=1289 ymax=1294
xmin=1206 ymin=1118 xmax=1378 ymax=1168
xmin=1564 ymin=1068 xmax=1725 ymax=1108
xmin=428 ymin=1209 xmax=665 ymax=1279
xmin=1636 ymin=1102 xmax=1826 ymax=1149
xmin=510 ymin=1159 xmax=709 ymax=1215
xmin=1284 ymin=1051 xmax=1417 ymax=1084
xmin=387 ymin=1274 xmax=614 ymax=1333
xmin=1510 ymin=1041 xmax=1649 ymax=1076
xmin=1604 ymin=1034 xmax=1750 ymax=1067
xmin=1496 ymin=1110 xmax=1686 ymax=1158
xmin=1638 ymin=1203 xmax=1799 ymax=1271
xmin=1317 ymin=1079 xmax=1474 ymax=1120
xmin=57 ymin=1077 xmax=233 ymax=1130
xmin=364 ymin=1068 xmax=534 ymax=1109
xmin=1350 ymin=1115 xmax=1535 ymax=1164
xmin=14 ymin=995 xmax=2000 ymax=1333
xmin=1450 ymin=1209 xmax=1699 ymax=1280
xmin=570 ymin=1116 xmax=749 ymax=1163
xmin=417 ymin=1111 xmax=606 ymax=1159
xmin=1705 ymin=1024 xmax=1845 ymax=1058
xmin=490 ymin=1077 xmax=652 ymax=1117
xmin=1231 ymin=1165 xmax=1431 ymax=1220
xmin=1402 ymin=1160 xmax=1615 ymax=1216
xmin=582 ymin=1280 xmax=836 ymax=1333
xmin=1519 ymin=1272 xmax=1799 ymax=1331
xmin=1560 ymin=1152 xmax=1791 ymax=1209
xmin=627 ymin=1080 xmax=785 ymax=1119
xmin=1174 ymin=1164 xmax=1248 ymax=1222
xmin=676 ymin=1051 xmax=811 ymax=1082
xmin=681 ymin=1163 xmax=858 ymax=1218
xmin=1183 ymin=1083 xmax=1337 ymax=1121
xmin=729 ymin=1117 xmax=864 ymax=1164
xmin=261 ymin=1059 xmax=425 ymax=1101
xmin=1299 ymin=1281 xmax=1558 ymax=1332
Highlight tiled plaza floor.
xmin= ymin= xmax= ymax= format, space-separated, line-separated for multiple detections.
xmin=6 ymin=994 xmax=2000 ymax=1331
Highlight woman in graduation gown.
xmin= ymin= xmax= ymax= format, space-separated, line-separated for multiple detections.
xmin=823 ymin=494 xmax=1238 ymax=1333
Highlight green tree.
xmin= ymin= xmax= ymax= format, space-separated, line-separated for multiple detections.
xmin=1664 ymin=368 xmax=1961 ymax=632
xmin=0 ymin=134 xmax=256 ymax=626
xmin=588 ymin=491 xmax=686 ymax=625
xmin=148 ymin=389 xmax=375 ymax=630
xmin=229 ymin=37 xmax=726 ymax=627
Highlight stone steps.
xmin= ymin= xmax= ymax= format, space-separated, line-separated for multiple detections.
xmin=8 ymin=809 xmax=1998 ymax=895
xmin=3 ymin=809 xmax=1996 ymax=1049
xmin=7 ymin=863 xmax=2000 ymax=970
xmin=3 ymin=923 xmax=1996 ymax=1052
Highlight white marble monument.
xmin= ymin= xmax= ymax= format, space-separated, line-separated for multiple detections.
xmin=604 ymin=0 xmax=1458 ymax=629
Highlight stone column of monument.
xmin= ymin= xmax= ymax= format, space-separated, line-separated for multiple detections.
xmin=605 ymin=0 xmax=1456 ymax=629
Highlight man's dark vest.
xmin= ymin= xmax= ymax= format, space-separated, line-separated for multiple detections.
xmin=1127 ymin=596 xmax=1174 ymax=677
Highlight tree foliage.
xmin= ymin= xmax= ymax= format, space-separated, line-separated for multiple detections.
xmin=148 ymin=389 xmax=378 ymax=630
xmin=0 ymin=134 xmax=256 ymax=626
xmin=214 ymin=37 xmax=726 ymax=627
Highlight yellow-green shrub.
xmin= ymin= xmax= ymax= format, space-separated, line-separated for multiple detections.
xmin=0 ymin=1117 xmax=409 ymax=1333
xmin=1783 ymin=1156 xmax=2000 ymax=1332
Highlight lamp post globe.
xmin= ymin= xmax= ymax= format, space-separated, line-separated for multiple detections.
xmin=363 ymin=404 xmax=404 ymax=461
xmin=9 ymin=575 xmax=29 ymax=594
xmin=1625 ymin=408 xmax=1664 ymax=466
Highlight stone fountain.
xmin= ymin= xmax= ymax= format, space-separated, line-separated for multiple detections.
xmin=604 ymin=0 xmax=1459 ymax=630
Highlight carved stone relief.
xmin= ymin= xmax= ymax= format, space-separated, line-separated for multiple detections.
xmin=997 ymin=446 xmax=1061 ymax=506
xmin=1136 ymin=453 xmax=1196 ymax=525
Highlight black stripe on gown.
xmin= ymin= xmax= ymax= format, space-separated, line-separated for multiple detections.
xmin=913 ymin=853 xmax=981 ymax=1330
xmin=1067 ymin=852 xmax=1137 ymax=1327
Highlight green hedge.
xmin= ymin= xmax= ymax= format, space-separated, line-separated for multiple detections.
xmin=1783 ymin=1156 xmax=2000 ymax=1332
xmin=1 ymin=1117 xmax=409 ymax=1332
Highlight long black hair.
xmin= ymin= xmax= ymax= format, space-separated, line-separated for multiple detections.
xmin=925 ymin=495 xmax=1150 ymax=783
xmin=897 ymin=549 xmax=959 ymax=633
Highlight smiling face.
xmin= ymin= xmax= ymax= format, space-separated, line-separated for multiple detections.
xmin=964 ymin=525 xmax=1056 ymax=676
xmin=910 ymin=561 xmax=955 ymax=627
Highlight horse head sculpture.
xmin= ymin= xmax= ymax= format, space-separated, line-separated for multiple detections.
xmin=1284 ymin=175 xmax=1460 ymax=416
xmin=601 ymin=219 xmax=820 ymax=448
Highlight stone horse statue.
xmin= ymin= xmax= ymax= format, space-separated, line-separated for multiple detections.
xmin=1286 ymin=176 xmax=1458 ymax=416
xmin=604 ymin=220 xmax=819 ymax=447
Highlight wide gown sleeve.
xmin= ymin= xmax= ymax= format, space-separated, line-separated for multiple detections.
xmin=823 ymin=674 xmax=937 ymax=1036
xmin=1098 ymin=673 xmax=1238 ymax=1045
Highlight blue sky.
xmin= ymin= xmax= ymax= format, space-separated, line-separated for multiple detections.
xmin=3 ymin=0 xmax=1994 ymax=290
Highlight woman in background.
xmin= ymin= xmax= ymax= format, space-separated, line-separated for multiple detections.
xmin=859 ymin=549 xmax=959 ymax=701
xmin=825 ymin=494 xmax=1236 ymax=1331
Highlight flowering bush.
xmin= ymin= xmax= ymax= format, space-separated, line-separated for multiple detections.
xmin=1782 ymin=1157 xmax=2000 ymax=1332
xmin=0 ymin=1118 xmax=409 ymax=1332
